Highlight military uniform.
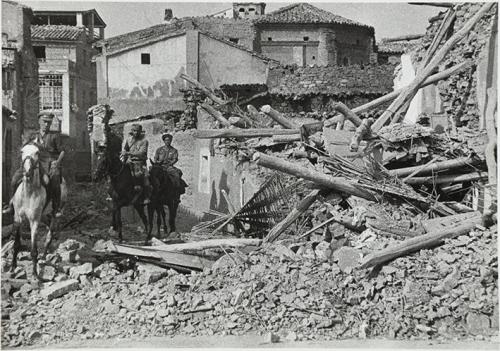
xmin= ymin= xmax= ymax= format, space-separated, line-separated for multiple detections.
xmin=121 ymin=127 xmax=151 ymax=202
xmin=153 ymin=144 xmax=186 ymax=197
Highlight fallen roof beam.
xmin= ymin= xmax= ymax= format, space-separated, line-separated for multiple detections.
xmin=409 ymin=2 xmax=455 ymax=8
xmin=382 ymin=34 xmax=425 ymax=43
xmin=404 ymin=171 xmax=488 ymax=185
xmin=253 ymin=152 xmax=378 ymax=201
xmin=193 ymin=128 xmax=300 ymax=139
xmin=324 ymin=61 xmax=471 ymax=128
xmin=389 ymin=157 xmax=477 ymax=178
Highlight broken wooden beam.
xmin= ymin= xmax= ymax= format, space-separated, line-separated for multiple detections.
xmin=253 ymin=152 xmax=378 ymax=201
xmin=350 ymin=118 xmax=373 ymax=151
xmin=405 ymin=171 xmax=488 ymax=185
xmin=272 ymin=134 xmax=301 ymax=143
xmin=324 ymin=62 xmax=471 ymax=127
xmin=200 ymin=103 xmax=232 ymax=127
xmin=193 ymin=128 xmax=300 ymax=139
xmin=111 ymin=243 xmax=214 ymax=271
xmin=389 ymin=157 xmax=477 ymax=178
xmin=382 ymin=34 xmax=425 ymax=43
xmin=149 ymin=238 xmax=261 ymax=252
xmin=299 ymin=212 xmax=363 ymax=239
xmin=180 ymin=73 xmax=227 ymax=106
xmin=421 ymin=8 xmax=456 ymax=68
xmin=409 ymin=2 xmax=455 ymax=8
xmin=331 ymin=102 xmax=363 ymax=127
xmin=260 ymin=105 xmax=299 ymax=129
xmin=372 ymin=2 xmax=495 ymax=131
xmin=402 ymin=158 xmax=438 ymax=183
xmin=360 ymin=212 xmax=482 ymax=268
xmin=238 ymin=91 xmax=268 ymax=106
xmin=264 ymin=190 xmax=320 ymax=243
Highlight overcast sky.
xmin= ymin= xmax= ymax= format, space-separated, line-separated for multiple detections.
xmin=19 ymin=1 xmax=444 ymax=41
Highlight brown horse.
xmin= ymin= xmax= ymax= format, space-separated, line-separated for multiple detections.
xmin=93 ymin=143 xmax=151 ymax=244
xmin=148 ymin=161 xmax=180 ymax=238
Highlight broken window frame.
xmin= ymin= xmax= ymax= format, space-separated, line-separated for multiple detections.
xmin=39 ymin=74 xmax=63 ymax=111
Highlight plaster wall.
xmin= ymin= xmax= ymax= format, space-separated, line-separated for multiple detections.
xmin=197 ymin=33 xmax=268 ymax=89
xmin=106 ymin=34 xmax=187 ymax=100
xmin=396 ymin=54 xmax=423 ymax=124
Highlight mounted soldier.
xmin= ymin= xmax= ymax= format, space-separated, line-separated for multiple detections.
xmin=120 ymin=124 xmax=151 ymax=205
xmin=153 ymin=133 xmax=187 ymax=200
xmin=3 ymin=111 xmax=65 ymax=217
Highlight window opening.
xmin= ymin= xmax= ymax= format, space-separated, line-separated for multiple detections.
xmin=34 ymin=46 xmax=46 ymax=61
xmin=229 ymin=38 xmax=239 ymax=44
xmin=303 ymin=36 xmax=309 ymax=41
xmin=141 ymin=53 xmax=150 ymax=64
xmin=267 ymin=37 xmax=272 ymax=41
xmin=39 ymin=74 xmax=63 ymax=110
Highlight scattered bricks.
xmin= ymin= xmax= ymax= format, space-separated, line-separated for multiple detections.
xmin=60 ymin=250 xmax=77 ymax=263
xmin=332 ymin=247 xmax=362 ymax=273
xmin=92 ymin=239 xmax=114 ymax=252
xmin=137 ymin=263 xmax=168 ymax=284
xmin=285 ymin=331 xmax=298 ymax=341
xmin=69 ymin=263 xmax=93 ymax=279
xmin=79 ymin=275 xmax=93 ymax=287
xmin=58 ymin=239 xmax=82 ymax=252
xmin=45 ymin=253 xmax=61 ymax=266
xmin=54 ymin=274 xmax=68 ymax=282
xmin=166 ymin=295 xmax=177 ymax=307
xmin=466 ymin=312 xmax=491 ymax=335
xmin=314 ymin=241 xmax=332 ymax=261
xmin=232 ymin=289 xmax=245 ymax=306
xmin=264 ymin=332 xmax=280 ymax=344
xmin=41 ymin=279 xmax=80 ymax=300
xmin=38 ymin=265 xmax=56 ymax=281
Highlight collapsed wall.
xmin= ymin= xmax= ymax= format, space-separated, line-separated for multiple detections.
xmin=408 ymin=3 xmax=497 ymax=128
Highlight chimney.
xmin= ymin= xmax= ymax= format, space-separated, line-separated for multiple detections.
xmin=164 ymin=9 xmax=173 ymax=23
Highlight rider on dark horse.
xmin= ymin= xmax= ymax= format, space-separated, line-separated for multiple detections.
xmin=120 ymin=124 xmax=152 ymax=205
xmin=153 ymin=133 xmax=187 ymax=201
xmin=3 ymin=111 xmax=65 ymax=217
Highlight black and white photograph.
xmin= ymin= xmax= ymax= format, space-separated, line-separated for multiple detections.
xmin=1 ymin=0 xmax=498 ymax=348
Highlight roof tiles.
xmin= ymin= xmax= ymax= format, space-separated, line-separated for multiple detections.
xmin=254 ymin=3 xmax=372 ymax=29
xmin=31 ymin=25 xmax=86 ymax=41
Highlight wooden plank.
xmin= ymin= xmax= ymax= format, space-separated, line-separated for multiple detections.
xmin=180 ymin=73 xmax=226 ymax=106
xmin=253 ymin=152 xmax=378 ymax=201
xmin=388 ymin=157 xmax=476 ymax=177
xmin=146 ymin=239 xmax=262 ymax=252
xmin=264 ymin=190 xmax=320 ymax=243
xmin=200 ymin=103 xmax=232 ymax=127
xmin=193 ymin=128 xmax=301 ymax=139
xmin=260 ymin=105 xmax=299 ymax=129
xmin=111 ymin=243 xmax=214 ymax=270
xmin=360 ymin=212 xmax=482 ymax=268
xmin=421 ymin=211 xmax=481 ymax=233
xmin=405 ymin=171 xmax=488 ymax=185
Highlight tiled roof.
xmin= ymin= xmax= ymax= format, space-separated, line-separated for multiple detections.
xmin=31 ymin=25 xmax=85 ymax=41
xmin=254 ymin=3 xmax=372 ymax=30
xmin=96 ymin=20 xmax=193 ymax=55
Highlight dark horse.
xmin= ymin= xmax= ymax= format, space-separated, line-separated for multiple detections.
xmin=148 ymin=161 xmax=180 ymax=237
xmin=93 ymin=140 xmax=151 ymax=244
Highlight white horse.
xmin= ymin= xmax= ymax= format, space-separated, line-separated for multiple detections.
xmin=10 ymin=144 xmax=67 ymax=279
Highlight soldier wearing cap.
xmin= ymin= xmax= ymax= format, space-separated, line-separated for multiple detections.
xmin=3 ymin=111 xmax=65 ymax=217
xmin=153 ymin=133 xmax=187 ymax=198
xmin=121 ymin=124 xmax=151 ymax=204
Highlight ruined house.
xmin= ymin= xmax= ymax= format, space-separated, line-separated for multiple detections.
xmin=1 ymin=0 xmax=39 ymax=203
xmin=30 ymin=8 xmax=106 ymax=180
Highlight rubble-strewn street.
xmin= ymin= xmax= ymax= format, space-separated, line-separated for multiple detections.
xmin=2 ymin=1 xmax=498 ymax=349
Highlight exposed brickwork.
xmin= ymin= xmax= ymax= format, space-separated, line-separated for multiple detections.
xmin=191 ymin=17 xmax=257 ymax=50
xmin=267 ymin=63 xmax=395 ymax=97
xmin=409 ymin=3 xmax=497 ymax=128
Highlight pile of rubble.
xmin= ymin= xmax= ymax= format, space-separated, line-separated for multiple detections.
xmin=1 ymin=217 xmax=497 ymax=348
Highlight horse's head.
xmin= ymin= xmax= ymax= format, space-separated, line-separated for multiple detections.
xmin=21 ymin=144 xmax=40 ymax=182
xmin=93 ymin=144 xmax=109 ymax=182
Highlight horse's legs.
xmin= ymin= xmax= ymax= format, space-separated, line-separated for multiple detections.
xmin=156 ymin=205 xmax=162 ymax=238
xmin=147 ymin=204 xmax=155 ymax=240
xmin=10 ymin=222 xmax=21 ymax=273
xmin=30 ymin=221 xmax=40 ymax=278
xmin=160 ymin=205 xmax=168 ymax=236
xmin=42 ymin=215 xmax=55 ymax=257
xmin=168 ymin=201 xmax=179 ymax=234
xmin=116 ymin=207 xmax=123 ymax=243
xmin=133 ymin=204 xmax=149 ymax=245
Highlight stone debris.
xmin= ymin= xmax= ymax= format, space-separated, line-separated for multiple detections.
xmin=40 ymin=279 xmax=80 ymax=301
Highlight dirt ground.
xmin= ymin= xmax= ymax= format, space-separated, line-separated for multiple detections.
xmin=20 ymin=334 xmax=500 ymax=349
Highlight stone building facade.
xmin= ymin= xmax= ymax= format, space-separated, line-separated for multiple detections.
xmin=31 ymin=9 xmax=106 ymax=180
xmin=2 ymin=0 xmax=39 ymax=202
xmin=254 ymin=3 xmax=376 ymax=67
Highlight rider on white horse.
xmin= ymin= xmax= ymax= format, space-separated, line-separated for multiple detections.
xmin=3 ymin=111 xmax=65 ymax=218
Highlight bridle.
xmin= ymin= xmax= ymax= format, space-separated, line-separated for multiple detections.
xmin=22 ymin=155 xmax=39 ymax=180
xmin=96 ymin=149 xmax=126 ymax=180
